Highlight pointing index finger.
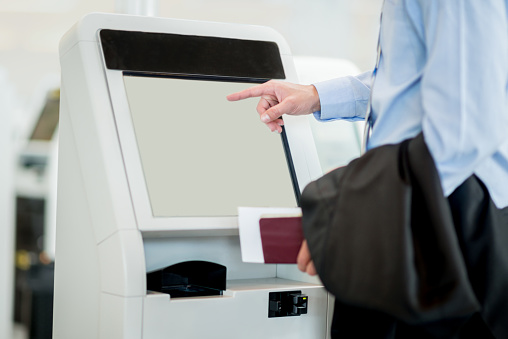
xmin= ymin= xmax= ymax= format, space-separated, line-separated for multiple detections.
xmin=226 ymin=83 xmax=269 ymax=101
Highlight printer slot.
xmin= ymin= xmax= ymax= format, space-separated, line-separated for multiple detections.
xmin=146 ymin=261 xmax=226 ymax=298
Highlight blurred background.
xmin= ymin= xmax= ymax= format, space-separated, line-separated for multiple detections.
xmin=0 ymin=0 xmax=382 ymax=338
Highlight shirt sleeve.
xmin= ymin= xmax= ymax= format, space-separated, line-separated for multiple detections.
xmin=415 ymin=0 xmax=508 ymax=195
xmin=312 ymin=71 xmax=372 ymax=122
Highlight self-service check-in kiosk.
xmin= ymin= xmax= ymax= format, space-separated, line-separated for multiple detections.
xmin=55 ymin=13 xmax=330 ymax=339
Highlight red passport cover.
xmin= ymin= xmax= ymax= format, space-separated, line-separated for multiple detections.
xmin=259 ymin=216 xmax=303 ymax=264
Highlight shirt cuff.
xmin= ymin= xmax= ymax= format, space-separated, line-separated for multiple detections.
xmin=313 ymin=77 xmax=357 ymax=121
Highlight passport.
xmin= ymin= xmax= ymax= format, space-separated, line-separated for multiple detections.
xmin=259 ymin=216 xmax=304 ymax=264
xmin=238 ymin=207 xmax=303 ymax=263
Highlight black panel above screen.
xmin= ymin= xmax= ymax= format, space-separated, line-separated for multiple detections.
xmin=99 ymin=29 xmax=286 ymax=80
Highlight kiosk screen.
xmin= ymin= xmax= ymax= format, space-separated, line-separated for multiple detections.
xmin=124 ymin=76 xmax=297 ymax=217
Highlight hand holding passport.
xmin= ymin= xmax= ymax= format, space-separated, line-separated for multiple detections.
xmin=238 ymin=207 xmax=303 ymax=264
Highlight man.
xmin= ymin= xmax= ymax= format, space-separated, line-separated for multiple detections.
xmin=228 ymin=1 xmax=508 ymax=337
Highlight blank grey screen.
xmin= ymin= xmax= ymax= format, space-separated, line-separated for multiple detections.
xmin=124 ymin=76 xmax=297 ymax=217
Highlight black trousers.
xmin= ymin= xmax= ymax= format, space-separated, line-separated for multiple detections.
xmin=330 ymin=176 xmax=508 ymax=339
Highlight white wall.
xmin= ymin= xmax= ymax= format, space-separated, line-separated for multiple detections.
xmin=0 ymin=67 xmax=15 ymax=339
xmin=0 ymin=0 xmax=382 ymax=101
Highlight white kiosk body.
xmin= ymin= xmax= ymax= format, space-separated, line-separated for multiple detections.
xmin=55 ymin=13 xmax=329 ymax=339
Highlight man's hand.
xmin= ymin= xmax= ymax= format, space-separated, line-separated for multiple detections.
xmin=227 ymin=80 xmax=321 ymax=133
xmin=297 ymin=240 xmax=317 ymax=276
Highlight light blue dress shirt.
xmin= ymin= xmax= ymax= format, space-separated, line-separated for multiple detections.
xmin=313 ymin=0 xmax=508 ymax=208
